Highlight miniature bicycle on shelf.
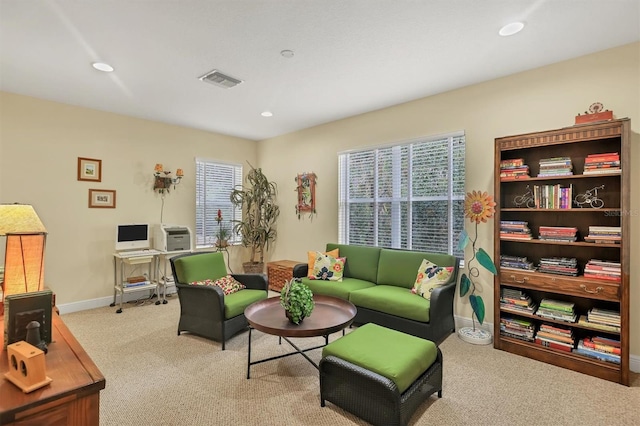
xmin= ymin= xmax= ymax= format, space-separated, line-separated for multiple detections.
xmin=513 ymin=185 xmax=535 ymax=208
xmin=574 ymin=184 xmax=605 ymax=208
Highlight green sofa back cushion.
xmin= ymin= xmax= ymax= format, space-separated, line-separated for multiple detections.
xmin=377 ymin=248 xmax=457 ymax=289
xmin=174 ymin=252 xmax=228 ymax=284
xmin=322 ymin=323 xmax=437 ymax=393
xmin=326 ymin=243 xmax=381 ymax=283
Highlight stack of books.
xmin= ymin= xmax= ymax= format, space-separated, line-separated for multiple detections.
xmin=538 ymin=257 xmax=578 ymax=276
xmin=500 ymin=316 xmax=535 ymax=342
xmin=124 ymin=276 xmax=151 ymax=288
xmin=500 ymin=220 xmax=532 ymax=240
xmin=583 ymin=152 xmax=621 ymax=175
xmin=580 ymin=307 xmax=621 ymax=332
xmin=535 ymin=323 xmax=576 ymax=352
xmin=583 ymin=259 xmax=621 ymax=282
xmin=536 ymin=298 xmax=577 ymax=323
xmin=500 ymin=158 xmax=530 ymax=181
xmin=532 ymin=184 xmax=573 ymax=209
xmin=574 ymin=336 xmax=621 ymax=364
xmin=500 ymin=254 xmax=535 ymax=271
xmin=500 ymin=288 xmax=537 ymax=315
xmin=584 ymin=226 xmax=621 ymax=244
xmin=538 ymin=226 xmax=578 ymax=242
xmin=537 ymin=156 xmax=573 ymax=177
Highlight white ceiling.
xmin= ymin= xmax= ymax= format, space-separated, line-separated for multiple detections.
xmin=1 ymin=1 xmax=639 ymax=141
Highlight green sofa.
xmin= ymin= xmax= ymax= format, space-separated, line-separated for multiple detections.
xmin=292 ymin=243 xmax=460 ymax=344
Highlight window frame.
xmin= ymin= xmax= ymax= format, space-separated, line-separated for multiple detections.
xmin=194 ymin=158 xmax=243 ymax=249
xmin=338 ymin=131 xmax=465 ymax=256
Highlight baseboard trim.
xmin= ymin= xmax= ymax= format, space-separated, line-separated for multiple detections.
xmin=454 ymin=314 xmax=639 ymax=374
xmin=57 ymin=288 xmax=177 ymax=315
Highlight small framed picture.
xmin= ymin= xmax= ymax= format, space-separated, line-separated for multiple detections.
xmin=77 ymin=157 xmax=102 ymax=182
xmin=89 ymin=189 xmax=116 ymax=208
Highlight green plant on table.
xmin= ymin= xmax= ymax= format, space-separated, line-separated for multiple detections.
xmin=280 ymin=279 xmax=314 ymax=324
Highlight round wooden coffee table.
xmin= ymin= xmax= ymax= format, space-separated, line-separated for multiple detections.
xmin=244 ymin=295 xmax=357 ymax=378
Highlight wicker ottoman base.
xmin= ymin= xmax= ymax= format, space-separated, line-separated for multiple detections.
xmin=320 ymin=349 xmax=442 ymax=426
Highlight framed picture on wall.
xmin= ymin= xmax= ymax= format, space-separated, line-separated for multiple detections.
xmin=88 ymin=189 xmax=116 ymax=208
xmin=77 ymin=157 xmax=102 ymax=182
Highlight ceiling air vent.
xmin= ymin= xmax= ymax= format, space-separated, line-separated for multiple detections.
xmin=198 ymin=69 xmax=243 ymax=89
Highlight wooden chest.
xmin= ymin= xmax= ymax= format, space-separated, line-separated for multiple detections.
xmin=266 ymin=260 xmax=302 ymax=292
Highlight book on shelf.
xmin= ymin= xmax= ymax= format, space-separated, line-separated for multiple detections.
xmin=122 ymin=280 xmax=152 ymax=288
xmin=574 ymin=344 xmax=621 ymax=364
xmin=577 ymin=315 xmax=621 ymax=333
xmin=590 ymin=335 xmax=621 ymax=348
xmin=581 ymin=337 xmax=621 ymax=355
xmin=535 ymin=337 xmax=574 ymax=352
xmin=582 ymin=168 xmax=621 ymax=175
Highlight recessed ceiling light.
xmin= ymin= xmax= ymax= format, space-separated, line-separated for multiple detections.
xmin=280 ymin=50 xmax=294 ymax=58
xmin=261 ymin=111 xmax=273 ymax=117
xmin=499 ymin=22 xmax=525 ymax=37
xmin=92 ymin=62 xmax=114 ymax=72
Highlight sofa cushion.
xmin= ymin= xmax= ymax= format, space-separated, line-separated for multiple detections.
xmin=322 ymin=323 xmax=438 ymax=393
xmin=224 ymin=289 xmax=267 ymax=319
xmin=307 ymin=248 xmax=339 ymax=278
xmin=377 ymin=248 xmax=457 ymax=289
xmin=326 ymin=243 xmax=380 ymax=283
xmin=309 ymin=252 xmax=345 ymax=281
xmin=174 ymin=252 xmax=228 ymax=284
xmin=300 ymin=276 xmax=375 ymax=300
xmin=349 ymin=285 xmax=431 ymax=322
xmin=412 ymin=260 xmax=454 ymax=300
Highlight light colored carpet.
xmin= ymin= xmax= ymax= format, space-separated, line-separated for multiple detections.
xmin=61 ymin=294 xmax=640 ymax=426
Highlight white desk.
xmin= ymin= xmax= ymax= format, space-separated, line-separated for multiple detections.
xmin=111 ymin=251 xmax=160 ymax=313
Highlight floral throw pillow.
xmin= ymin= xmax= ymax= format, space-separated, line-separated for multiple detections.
xmin=309 ymin=252 xmax=346 ymax=282
xmin=411 ymin=259 xmax=453 ymax=300
xmin=307 ymin=248 xmax=339 ymax=279
xmin=213 ymin=275 xmax=246 ymax=295
xmin=190 ymin=279 xmax=215 ymax=286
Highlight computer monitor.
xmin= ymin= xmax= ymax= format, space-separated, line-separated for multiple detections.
xmin=115 ymin=224 xmax=150 ymax=251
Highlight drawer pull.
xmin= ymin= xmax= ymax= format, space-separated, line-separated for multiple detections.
xmin=510 ymin=275 xmax=528 ymax=284
xmin=580 ymin=284 xmax=603 ymax=294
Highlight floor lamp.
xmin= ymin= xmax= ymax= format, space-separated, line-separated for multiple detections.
xmin=0 ymin=204 xmax=47 ymax=316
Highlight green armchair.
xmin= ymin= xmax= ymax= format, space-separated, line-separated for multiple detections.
xmin=169 ymin=251 xmax=268 ymax=350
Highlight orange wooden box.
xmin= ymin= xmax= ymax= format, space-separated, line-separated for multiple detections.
xmin=266 ymin=260 xmax=302 ymax=292
xmin=575 ymin=110 xmax=613 ymax=125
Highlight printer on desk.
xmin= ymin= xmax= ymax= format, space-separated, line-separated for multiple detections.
xmin=153 ymin=224 xmax=192 ymax=252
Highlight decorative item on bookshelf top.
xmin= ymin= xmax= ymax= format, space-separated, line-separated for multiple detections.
xmin=575 ymin=102 xmax=614 ymax=125
xmin=457 ymin=190 xmax=497 ymax=345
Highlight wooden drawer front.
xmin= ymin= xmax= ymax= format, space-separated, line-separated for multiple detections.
xmin=267 ymin=261 xmax=299 ymax=292
xmin=500 ymin=271 xmax=620 ymax=301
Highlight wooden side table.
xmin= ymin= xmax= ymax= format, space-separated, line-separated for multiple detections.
xmin=1 ymin=312 xmax=105 ymax=425
xmin=266 ymin=260 xmax=302 ymax=292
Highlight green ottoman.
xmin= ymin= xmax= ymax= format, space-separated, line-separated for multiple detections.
xmin=319 ymin=323 xmax=442 ymax=426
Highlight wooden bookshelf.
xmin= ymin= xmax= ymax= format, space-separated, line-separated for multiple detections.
xmin=493 ymin=119 xmax=630 ymax=385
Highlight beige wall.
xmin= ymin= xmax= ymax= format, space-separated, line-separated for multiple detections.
xmin=1 ymin=43 xmax=638 ymax=355
xmin=0 ymin=92 xmax=257 ymax=305
xmin=259 ymin=43 xmax=640 ymax=355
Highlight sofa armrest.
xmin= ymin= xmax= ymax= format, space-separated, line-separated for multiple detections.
xmin=232 ymin=273 xmax=268 ymax=291
xmin=293 ymin=263 xmax=308 ymax=278
xmin=429 ymin=281 xmax=456 ymax=323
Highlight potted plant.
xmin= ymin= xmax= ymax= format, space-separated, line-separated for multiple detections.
xmin=214 ymin=225 xmax=230 ymax=248
xmin=230 ymin=163 xmax=280 ymax=273
xmin=280 ymin=279 xmax=314 ymax=324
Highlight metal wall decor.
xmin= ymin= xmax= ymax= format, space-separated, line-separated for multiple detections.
xmin=574 ymin=184 xmax=605 ymax=208
xmin=295 ymin=172 xmax=317 ymax=219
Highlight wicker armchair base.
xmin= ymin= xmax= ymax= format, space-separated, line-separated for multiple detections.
xmin=320 ymin=349 xmax=443 ymax=426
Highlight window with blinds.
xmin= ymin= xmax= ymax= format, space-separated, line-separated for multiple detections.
xmin=195 ymin=158 xmax=243 ymax=248
xmin=338 ymin=132 xmax=465 ymax=257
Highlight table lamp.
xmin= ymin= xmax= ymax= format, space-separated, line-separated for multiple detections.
xmin=0 ymin=204 xmax=47 ymax=316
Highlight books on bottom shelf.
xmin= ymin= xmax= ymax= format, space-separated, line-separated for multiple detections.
xmin=500 ymin=316 xmax=535 ymax=342
xmin=534 ymin=323 xmax=576 ymax=352
xmin=122 ymin=280 xmax=152 ymax=288
xmin=574 ymin=338 xmax=621 ymax=364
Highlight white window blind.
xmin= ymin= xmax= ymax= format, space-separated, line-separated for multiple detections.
xmin=195 ymin=158 xmax=243 ymax=248
xmin=338 ymin=133 xmax=465 ymax=257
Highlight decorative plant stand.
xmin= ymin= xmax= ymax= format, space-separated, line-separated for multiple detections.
xmin=458 ymin=327 xmax=492 ymax=345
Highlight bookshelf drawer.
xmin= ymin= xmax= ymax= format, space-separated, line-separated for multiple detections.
xmin=500 ymin=271 xmax=619 ymax=301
